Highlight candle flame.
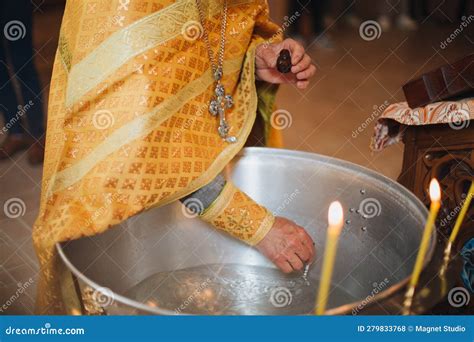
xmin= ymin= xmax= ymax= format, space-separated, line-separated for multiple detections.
xmin=71 ymin=309 xmax=81 ymax=316
xmin=328 ymin=201 xmax=343 ymax=228
xmin=146 ymin=300 xmax=158 ymax=307
xmin=429 ymin=179 xmax=441 ymax=202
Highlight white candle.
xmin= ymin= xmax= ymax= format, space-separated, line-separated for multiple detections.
xmin=315 ymin=201 xmax=344 ymax=315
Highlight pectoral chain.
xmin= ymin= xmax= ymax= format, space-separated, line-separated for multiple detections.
xmin=196 ymin=0 xmax=237 ymax=143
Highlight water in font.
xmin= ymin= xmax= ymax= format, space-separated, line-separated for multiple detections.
xmin=126 ymin=264 xmax=357 ymax=315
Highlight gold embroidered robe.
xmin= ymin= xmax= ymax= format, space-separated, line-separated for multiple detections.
xmin=33 ymin=0 xmax=281 ymax=314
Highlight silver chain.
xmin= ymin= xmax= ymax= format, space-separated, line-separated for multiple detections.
xmin=194 ymin=0 xmax=236 ymax=143
xmin=195 ymin=0 xmax=227 ymax=74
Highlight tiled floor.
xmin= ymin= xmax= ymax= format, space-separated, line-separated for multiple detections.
xmin=0 ymin=4 xmax=471 ymax=314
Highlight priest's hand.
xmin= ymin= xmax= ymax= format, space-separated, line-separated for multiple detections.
xmin=255 ymin=38 xmax=316 ymax=89
xmin=256 ymin=216 xmax=315 ymax=273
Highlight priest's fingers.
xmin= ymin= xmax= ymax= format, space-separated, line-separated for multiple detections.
xmin=293 ymin=240 xmax=311 ymax=263
xmin=298 ymin=227 xmax=315 ymax=261
xmin=296 ymin=64 xmax=317 ymax=80
xmin=285 ymin=252 xmax=305 ymax=271
xmin=296 ymin=80 xmax=310 ymax=89
xmin=280 ymin=38 xmax=306 ymax=65
xmin=292 ymin=54 xmax=312 ymax=74
xmin=275 ymin=257 xmax=294 ymax=274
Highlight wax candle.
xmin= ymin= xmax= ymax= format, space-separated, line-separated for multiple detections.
xmin=315 ymin=201 xmax=344 ymax=315
xmin=449 ymin=180 xmax=474 ymax=244
xmin=403 ymin=178 xmax=441 ymax=314
xmin=442 ymin=180 xmax=474 ymax=279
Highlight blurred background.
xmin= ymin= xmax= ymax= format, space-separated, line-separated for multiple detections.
xmin=0 ymin=0 xmax=472 ymax=314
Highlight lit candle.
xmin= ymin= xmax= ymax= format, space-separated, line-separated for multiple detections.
xmin=315 ymin=201 xmax=344 ymax=315
xmin=71 ymin=308 xmax=82 ymax=316
xmin=403 ymin=178 xmax=441 ymax=314
xmin=448 ymin=180 xmax=474 ymax=244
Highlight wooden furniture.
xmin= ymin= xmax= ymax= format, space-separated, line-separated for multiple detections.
xmin=398 ymin=53 xmax=473 ymax=313
xmin=400 ymin=54 xmax=474 ymax=220
xmin=403 ymin=54 xmax=474 ymax=108
xmin=398 ymin=124 xmax=474 ymax=231
xmin=398 ymin=123 xmax=474 ymax=314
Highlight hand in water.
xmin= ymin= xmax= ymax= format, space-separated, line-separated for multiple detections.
xmin=256 ymin=217 xmax=315 ymax=273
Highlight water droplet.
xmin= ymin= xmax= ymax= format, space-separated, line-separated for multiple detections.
xmin=361 ymin=226 xmax=367 ymax=231
xmin=356 ymin=209 xmax=360 ymax=214
xmin=345 ymin=219 xmax=351 ymax=225
xmin=360 ymin=189 xmax=366 ymax=195
xmin=349 ymin=208 xmax=355 ymax=213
